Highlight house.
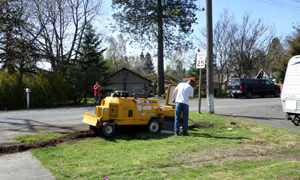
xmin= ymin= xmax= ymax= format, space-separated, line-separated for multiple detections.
xmin=103 ymin=68 xmax=152 ymax=96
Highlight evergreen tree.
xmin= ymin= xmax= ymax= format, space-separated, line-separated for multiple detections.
xmin=143 ymin=53 xmax=155 ymax=74
xmin=272 ymin=27 xmax=300 ymax=82
xmin=66 ymin=24 xmax=111 ymax=104
xmin=112 ymin=0 xmax=200 ymax=96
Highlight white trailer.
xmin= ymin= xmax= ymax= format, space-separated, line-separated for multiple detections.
xmin=281 ymin=55 xmax=300 ymax=125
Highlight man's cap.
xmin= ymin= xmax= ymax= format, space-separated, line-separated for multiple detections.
xmin=189 ymin=78 xmax=195 ymax=82
xmin=189 ymin=78 xmax=195 ymax=87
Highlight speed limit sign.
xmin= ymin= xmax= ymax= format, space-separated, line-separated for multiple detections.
xmin=196 ymin=52 xmax=206 ymax=69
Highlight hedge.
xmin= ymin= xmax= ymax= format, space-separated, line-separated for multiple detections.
xmin=0 ymin=71 xmax=68 ymax=110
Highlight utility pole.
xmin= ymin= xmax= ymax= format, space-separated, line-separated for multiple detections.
xmin=206 ymin=0 xmax=214 ymax=114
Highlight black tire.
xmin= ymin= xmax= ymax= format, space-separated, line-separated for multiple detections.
xmin=147 ymin=119 xmax=161 ymax=133
xmin=245 ymin=91 xmax=252 ymax=99
xmin=274 ymin=89 xmax=280 ymax=97
xmin=260 ymin=94 xmax=265 ymax=98
xmin=101 ymin=122 xmax=115 ymax=137
xmin=233 ymin=94 xmax=239 ymax=99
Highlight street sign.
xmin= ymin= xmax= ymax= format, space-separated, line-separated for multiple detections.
xmin=196 ymin=52 xmax=206 ymax=69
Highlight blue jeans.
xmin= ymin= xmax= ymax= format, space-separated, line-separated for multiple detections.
xmin=174 ymin=103 xmax=189 ymax=133
xmin=94 ymin=96 xmax=101 ymax=106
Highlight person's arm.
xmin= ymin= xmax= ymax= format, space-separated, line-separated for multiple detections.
xmin=173 ymin=88 xmax=178 ymax=102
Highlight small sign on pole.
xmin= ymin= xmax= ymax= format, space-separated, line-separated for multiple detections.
xmin=196 ymin=52 xmax=206 ymax=114
xmin=196 ymin=52 xmax=206 ymax=69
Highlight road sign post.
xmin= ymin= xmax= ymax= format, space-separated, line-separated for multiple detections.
xmin=196 ymin=52 xmax=206 ymax=114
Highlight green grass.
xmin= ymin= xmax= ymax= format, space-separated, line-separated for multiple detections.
xmin=13 ymin=133 xmax=64 ymax=144
xmin=18 ymin=113 xmax=300 ymax=179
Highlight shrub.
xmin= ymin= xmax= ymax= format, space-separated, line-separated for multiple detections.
xmin=0 ymin=73 xmax=25 ymax=109
xmin=0 ymin=71 xmax=68 ymax=110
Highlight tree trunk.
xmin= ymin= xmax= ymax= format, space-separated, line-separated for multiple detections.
xmin=157 ymin=0 xmax=164 ymax=97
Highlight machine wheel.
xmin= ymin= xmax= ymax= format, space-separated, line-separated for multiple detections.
xmin=233 ymin=94 xmax=239 ymax=99
xmin=147 ymin=119 xmax=161 ymax=133
xmin=274 ymin=89 xmax=280 ymax=97
xmin=101 ymin=122 xmax=116 ymax=137
xmin=245 ymin=91 xmax=252 ymax=99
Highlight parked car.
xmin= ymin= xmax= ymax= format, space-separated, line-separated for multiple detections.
xmin=226 ymin=78 xmax=281 ymax=99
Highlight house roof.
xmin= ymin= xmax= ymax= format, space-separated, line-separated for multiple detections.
xmin=104 ymin=67 xmax=152 ymax=83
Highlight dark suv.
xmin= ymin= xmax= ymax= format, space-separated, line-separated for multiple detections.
xmin=226 ymin=78 xmax=281 ymax=99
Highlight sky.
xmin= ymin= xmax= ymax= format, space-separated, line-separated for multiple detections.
xmin=38 ymin=0 xmax=300 ymax=70
xmin=200 ymin=0 xmax=300 ymax=38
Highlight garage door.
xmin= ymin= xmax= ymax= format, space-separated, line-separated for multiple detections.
xmin=126 ymin=83 xmax=144 ymax=94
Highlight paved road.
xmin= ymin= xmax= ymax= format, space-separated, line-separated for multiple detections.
xmin=0 ymin=106 xmax=95 ymax=145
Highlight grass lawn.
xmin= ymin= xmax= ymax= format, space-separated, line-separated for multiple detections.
xmin=16 ymin=112 xmax=300 ymax=179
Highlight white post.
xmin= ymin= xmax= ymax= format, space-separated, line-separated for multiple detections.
xmin=26 ymin=88 xmax=31 ymax=110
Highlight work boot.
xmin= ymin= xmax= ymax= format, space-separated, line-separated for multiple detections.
xmin=182 ymin=132 xmax=190 ymax=136
xmin=175 ymin=131 xmax=181 ymax=136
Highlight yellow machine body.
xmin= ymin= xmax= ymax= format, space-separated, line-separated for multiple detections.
xmin=82 ymin=84 xmax=182 ymax=136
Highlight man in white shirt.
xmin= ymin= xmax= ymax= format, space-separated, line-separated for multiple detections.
xmin=172 ymin=78 xmax=195 ymax=136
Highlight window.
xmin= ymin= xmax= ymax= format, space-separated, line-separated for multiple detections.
xmin=259 ymin=80 xmax=266 ymax=85
xmin=266 ymin=80 xmax=273 ymax=85
xmin=228 ymin=78 xmax=240 ymax=85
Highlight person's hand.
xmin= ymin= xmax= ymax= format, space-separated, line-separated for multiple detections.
xmin=172 ymin=99 xmax=175 ymax=103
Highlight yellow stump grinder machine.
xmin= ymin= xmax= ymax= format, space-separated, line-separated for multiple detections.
xmin=82 ymin=85 xmax=181 ymax=137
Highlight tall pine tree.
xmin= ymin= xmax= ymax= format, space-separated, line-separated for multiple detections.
xmin=112 ymin=0 xmax=200 ymax=96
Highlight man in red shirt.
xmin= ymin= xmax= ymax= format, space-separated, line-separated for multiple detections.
xmin=94 ymin=81 xmax=102 ymax=106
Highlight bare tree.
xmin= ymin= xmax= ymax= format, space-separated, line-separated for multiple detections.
xmin=231 ymin=12 xmax=275 ymax=77
xmin=131 ymin=55 xmax=144 ymax=74
xmin=165 ymin=50 xmax=191 ymax=82
xmin=212 ymin=10 xmax=237 ymax=84
xmin=105 ymin=34 xmax=130 ymax=71
xmin=198 ymin=10 xmax=276 ymax=81
xmin=0 ymin=0 xmax=43 ymax=78
xmin=29 ymin=0 xmax=102 ymax=72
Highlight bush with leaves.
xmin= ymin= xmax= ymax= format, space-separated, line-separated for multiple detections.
xmin=0 ymin=71 xmax=68 ymax=110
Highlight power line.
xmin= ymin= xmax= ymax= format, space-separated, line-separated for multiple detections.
xmin=254 ymin=0 xmax=300 ymax=11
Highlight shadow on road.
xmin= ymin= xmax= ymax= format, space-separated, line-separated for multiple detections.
xmin=0 ymin=118 xmax=73 ymax=132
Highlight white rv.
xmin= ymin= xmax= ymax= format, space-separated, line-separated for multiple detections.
xmin=281 ymin=55 xmax=300 ymax=125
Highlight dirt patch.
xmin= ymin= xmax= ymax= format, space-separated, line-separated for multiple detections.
xmin=190 ymin=122 xmax=214 ymax=129
xmin=0 ymin=130 xmax=97 ymax=156
xmin=175 ymin=144 xmax=299 ymax=169
xmin=0 ymin=127 xmax=154 ymax=156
